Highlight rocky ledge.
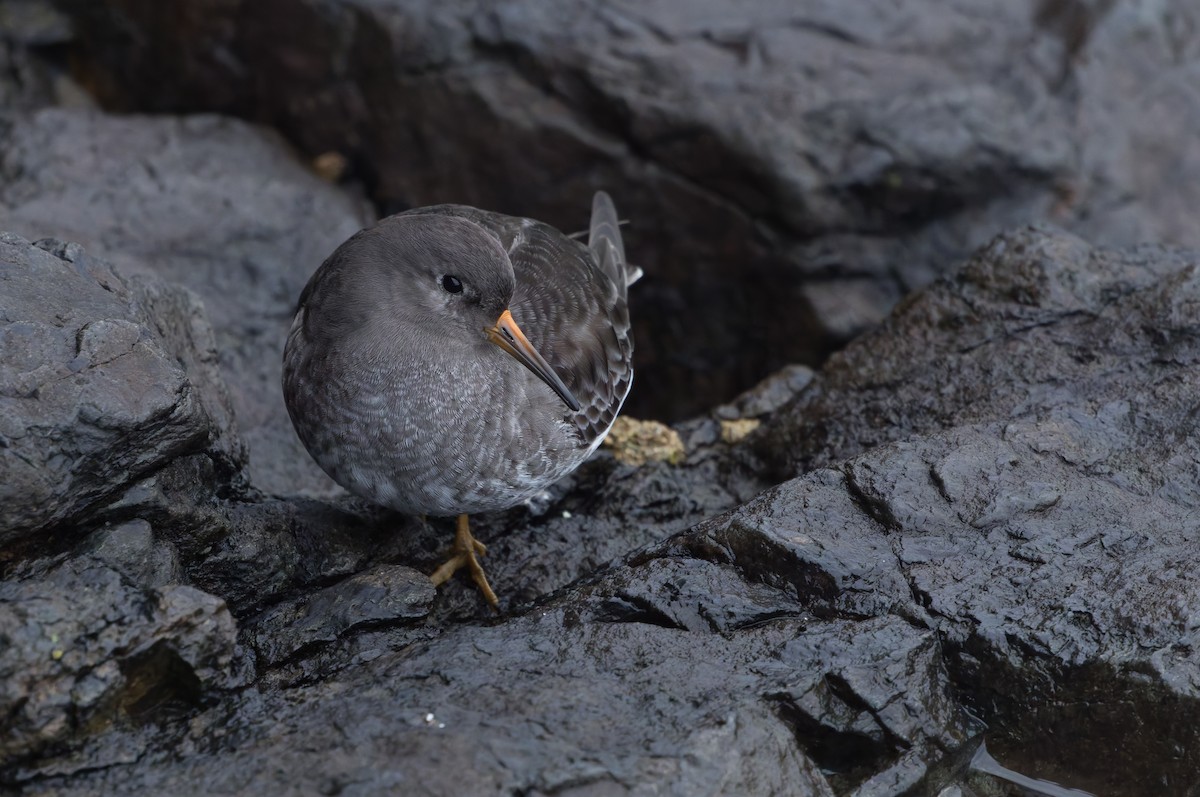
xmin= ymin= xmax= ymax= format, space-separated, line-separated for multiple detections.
xmin=4 ymin=0 xmax=1200 ymax=793
xmin=53 ymin=0 xmax=1200 ymax=421
xmin=4 ymin=200 xmax=1198 ymax=794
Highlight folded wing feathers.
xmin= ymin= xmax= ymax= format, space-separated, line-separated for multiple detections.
xmin=571 ymin=191 xmax=636 ymax=446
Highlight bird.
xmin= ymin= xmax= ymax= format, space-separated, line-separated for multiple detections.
xmin=282 ymin=191 xmax=637 ymax=607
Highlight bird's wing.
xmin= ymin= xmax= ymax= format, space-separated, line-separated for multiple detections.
xmin=588 ymin=191 xmax=642 ymax=290
xmin=409 ymin=197 xmax=635 ymax=448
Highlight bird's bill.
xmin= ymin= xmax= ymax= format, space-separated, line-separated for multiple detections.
xmin=487 ymin=310 xmax=582 ymax=412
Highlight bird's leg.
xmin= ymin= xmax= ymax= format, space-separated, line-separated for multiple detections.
xmin=429 ymin=514 xmax=499 ymax=608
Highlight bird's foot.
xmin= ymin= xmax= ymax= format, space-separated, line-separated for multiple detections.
xmin=429 ymin=514 xmax=499 ymax=609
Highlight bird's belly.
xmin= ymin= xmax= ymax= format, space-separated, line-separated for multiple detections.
xmin=292 ymin=357 xmax=584 ymax=517
xmin=324 ymin=426 xmax=586 ymax=517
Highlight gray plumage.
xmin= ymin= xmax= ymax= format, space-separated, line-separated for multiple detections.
xmin=282 ymin=191 xmax=635 ymax=517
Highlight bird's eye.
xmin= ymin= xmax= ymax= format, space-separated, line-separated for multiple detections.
xmin=441 ymin=275 xmax=464 ymax=294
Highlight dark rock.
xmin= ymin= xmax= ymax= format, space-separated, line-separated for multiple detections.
xmin=15 ymin=574 xmax=975 ymax=795
xmin=184 ymin=424 xmax=754 ymax=623
xmin=186 ymin=498 xmax=422 ymax=616
xmin=0 ymin=0 xmax=72 ymax=47
xmin=5 ymin=7 xmax=1199 ymax=788
xmin=0 ymin=0 xmax=85 ymax=110
xmin=51 ymin=0 xmax=1200 ymax=419
xmin=714 ymin=362 xmax=815 ymax=420
xmin=0 ymin=108 xmax=373 ymax=497
xmin=12 ymin=223 xmax=1198 ymax=792
xmin=80 ymin=520 xmax=181 ymax=589
xmin=745 ymin=226 xmax=1200 ymax=794
xmin=756 ymin=225 xmax=1200 ymax=478
xmin=96 ymin=453 xmax=234 ymax=565
xmin=248 ymin=564 xmax=433 ymax=670
xmin=0 ymin=555 xmax=243 ymax=778
xmin=0 ymin=232 xmax=240 ymax=556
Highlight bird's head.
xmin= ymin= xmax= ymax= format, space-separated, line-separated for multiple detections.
xmin=319 ymin=213 xmax=580 ymax=411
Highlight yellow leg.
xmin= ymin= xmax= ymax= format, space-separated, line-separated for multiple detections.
xmin=428 ymin=514 xmax=499 ymax=608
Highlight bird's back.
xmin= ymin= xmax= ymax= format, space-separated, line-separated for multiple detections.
xmin=400 ymin=193 xmax=635 ymax=451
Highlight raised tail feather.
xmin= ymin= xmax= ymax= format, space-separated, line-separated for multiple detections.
xmin=588 ymin=191 xmax=642 ymax=289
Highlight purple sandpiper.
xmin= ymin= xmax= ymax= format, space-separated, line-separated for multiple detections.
xmin=282 ymin=192 xmax=637 ymax=606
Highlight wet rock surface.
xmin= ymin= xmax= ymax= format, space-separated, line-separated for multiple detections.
xmin=0 ymin=0 xmax=81 ymax=111
xmin=0 ymin=108 xmax=372 ymax=497
xmin=3 ymin=2 xmax=1200 ymax=794
xmin=0 ymin=233 xmax=240 ymax=557
xmin=747 ymin=226 xmax=1200 ymax=794
xmin=52 ymin=0 xmax=1200 ymax=420
xmin=7 ymin=213 xmax=1197 ymax=793
xmin=0 ymin=554 xmax=242 ymax=778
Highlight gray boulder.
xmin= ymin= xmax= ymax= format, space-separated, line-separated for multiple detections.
xmin=0 ymin=0 xmax=83 ymax=111
xmin=5 ymin=5 xmax=1200 ymax=787
xmin=0 ymin=233 xmax=240 ymax=553
xmin=52 ymin=0 xmax=1200 ymax=419
xmin=0 ymin=554 xmax=242 ymax=774
xmin=0 ymin=171 xmax=250 ymax=780
xmin=0 ymin=109 xmax=373 ymax=497
xmin=745 ymin=226 xmax=1200 ymax=793
xmin=14 ymin=227 xmax=1196 ymax=794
